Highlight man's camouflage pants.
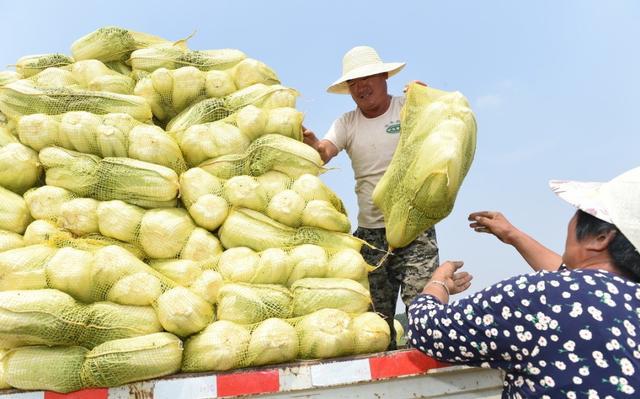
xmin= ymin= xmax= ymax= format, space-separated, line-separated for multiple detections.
xmin=353 ymin=226 xmax=439 ymax=350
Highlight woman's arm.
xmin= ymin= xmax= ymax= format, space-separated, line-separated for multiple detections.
xmin=468 ymin=211 xmax=562 ymax=272
xmin=409 ymin=265 xmax=542 ymax=368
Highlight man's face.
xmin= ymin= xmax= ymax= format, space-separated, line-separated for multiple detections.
xmin=347 ymin=73 xmax=389 ymax=115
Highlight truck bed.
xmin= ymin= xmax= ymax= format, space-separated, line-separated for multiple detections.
xmin=0 ymin=349 xmax=504 ymax=399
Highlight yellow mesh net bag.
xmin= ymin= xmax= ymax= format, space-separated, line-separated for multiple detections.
xmin=39 ymin=147 xmax=180 ymax=209
xmin=17 ymin=112 xmax=186 ymax=173
xmin=3 ymin=332 xmax=183 ymax=393
xmin=71 ymin=26 xmax=170 ymax=63
xmin=182 ymin=309 xmax=390 ymax=372
xmin=373 ymin=84 xmax=477 ymax=249
xmin=0 ymin=289 xmax=163 ymax=349
xmin=134 ymin=60 xmax=281 ymax=122
xmin=0 ymin=80 xmax=152 ymax=122
xmin=165 ymin=84 xmax=297 ymax=134
xmin=15 ymin=53 xmax=74 ymax=78
xmin=180 ymin=170 xmax=347 ymax=233
xmin=4 ymin=345 xmax=88 ymax=393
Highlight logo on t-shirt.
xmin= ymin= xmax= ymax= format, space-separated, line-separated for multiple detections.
xmin=385 ymin=120 xmax=401 ymax=134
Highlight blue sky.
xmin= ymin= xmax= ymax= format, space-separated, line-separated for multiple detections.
xmin=2 ymin=1 xmax=639 ymax=301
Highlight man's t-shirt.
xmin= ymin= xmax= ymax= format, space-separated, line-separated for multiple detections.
xmin=324 ymin=96 xmax=404 ymax=228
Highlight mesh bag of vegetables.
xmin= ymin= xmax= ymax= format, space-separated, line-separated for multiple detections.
xmin=4 ymin=345 xmax=87 ymax=393
xmin=230 ymin=104 xmax=304 ymax=141
xmin=134 ymin=59 xmax=280 ymax=122
xmin=20 ymin=217 xmax=147 ymax=260
xmin=219 ymin=208 xmax=363 ymax=252
xmin=166 ymin=83 xmax=297 ymax=134
xmin=18 ymin=112 xmax=186 ymax=173
xmin=0 ymin=244 xmax=55 ymax=291
xmin=15 ymin=53 xmax=74 ymax=78
xmin=0 ymin=288 xmax=163 ymax=350
xmin=0 ymin=80 xmax=152 ymax=122
xmin=199 ymin=134 xmax=324 ymax=180
xmin=23 ymin=186 xmax=223 ymax=261
xmin=290 ymin=278 xmax=371 ymax=317
xmin=39 ymin=147 xmax=180 ymax=209
xmin=214 ymin=263 xmax=371 ymax=323
xmin=181 ymin=318 xmax=298 ymax=371
xmin=80 ymin=332 xmax=183 ymax=388
xmin=23 ymin=60 xmax=135 ymax=95
xmin=4 ymin=332 xmax=182 ymax=393
xmin=180 ymin=170 xmax=347 ymax=233
xmin=182 ymin=309 xmax=389 ymax=372
xmin=373 ymin=84 xmax=477 ymax=249
xmin=0 ymin=126 xmax=41 ymax=194
xmin=130 ymin=45 xmax=246 ymax=72
xmin=216 ymin=282 xmax=293 ymax=324
xmin=174 ymin=107 xmax=303 ymax=167
xmin=212 ymin=244 xmax=372 ymax=287
xmin=0 ymin=186 xmax=32 ymax=234
xmin=0 ymin=243 xmax=214 ymax=337
xmin=66 ymin=60 xmax=135 ymax=94
xmin=0 ymin=230 xmax=23 ymax=253
xmin=71 ymin=26 xmax=170 ymax=63
xmin=0 ymin=71 xmax=21 ymax=87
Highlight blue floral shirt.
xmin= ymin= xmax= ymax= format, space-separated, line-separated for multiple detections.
xmin=408 ymin=269 xmax=640 ymax=398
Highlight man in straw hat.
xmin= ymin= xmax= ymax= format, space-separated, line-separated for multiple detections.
xmin=303 ymin=46 xmax=439 ymax=349
xmin=408 ymin=166 xmax=640 ymax=397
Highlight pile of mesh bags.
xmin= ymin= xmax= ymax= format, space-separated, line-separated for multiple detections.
xmin=0 ymin=26 xmax=393 ymax=393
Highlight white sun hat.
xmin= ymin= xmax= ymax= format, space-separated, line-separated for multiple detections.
xmin=327 ymin=46 xmax=405 ymax=94
xmin=549 ymin=166 xmax=640 ymax=251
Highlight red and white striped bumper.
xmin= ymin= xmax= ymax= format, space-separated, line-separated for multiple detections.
xmin=0 ymin=349 xmax=450 ymax=399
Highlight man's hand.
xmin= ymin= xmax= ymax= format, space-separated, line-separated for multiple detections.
xmin=422 ymin=261 xmax=472 ymax=297
xmin=468 ymin=211 xmax=518 ymax=245
xmin=301 ymin=125 xmax=338 ymax=164
xmin=403 ymin=80 xmax=427 ymax=93
xmin=302 ymin=125 xmax=319 ymax=148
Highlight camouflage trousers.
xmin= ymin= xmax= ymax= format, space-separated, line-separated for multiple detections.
xmin=353 ymin=227 xmax=439 ymax=350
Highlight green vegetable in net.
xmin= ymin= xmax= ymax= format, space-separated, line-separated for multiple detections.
xmin=5 ymin=345 xmax=87 ymax=393
xmin=15 ymin=53 xmax=74 ymax=78
xmin=352 ymin=312 xmax=391 ymax=354
xmin=182 ymin=320 xmax=250 ymax=372
xmin=80 ymin=332 xmax=183 ymax=387
xmin=71 ymin=26 xmax=169 ymax=62
xmin=0 ymin=186 xmax=32 ymax=234
xmin=296 ymin=308 xmax=355 ymax=359
xmin=291 ymin=278 xmax=371 ymax=316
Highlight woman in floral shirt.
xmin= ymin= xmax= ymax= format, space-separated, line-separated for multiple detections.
xmin=408 ymin=167 xmax=640 ymax=398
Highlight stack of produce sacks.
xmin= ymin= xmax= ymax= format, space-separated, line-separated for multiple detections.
xmin=0 ymin=26 xmax=391 ymax=393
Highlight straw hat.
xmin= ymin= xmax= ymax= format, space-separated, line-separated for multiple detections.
xmin=327 ymin=46 xmax=405 ymax=94
xmin=549 ymin=166 xmax=640 ymax=251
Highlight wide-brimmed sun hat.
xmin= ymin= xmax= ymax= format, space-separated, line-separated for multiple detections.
xmin=549 ymin=166 xmax=640 ymax=251
xmin=327 ymin=46 xmax=405 ymax=94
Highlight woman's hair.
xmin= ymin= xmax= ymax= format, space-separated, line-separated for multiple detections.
xmin=576 ymin=209 xmax=640 ymax=282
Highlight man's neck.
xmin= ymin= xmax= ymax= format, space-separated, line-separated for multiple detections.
xmin=359 ymin=95 xmax=392 ymax=118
